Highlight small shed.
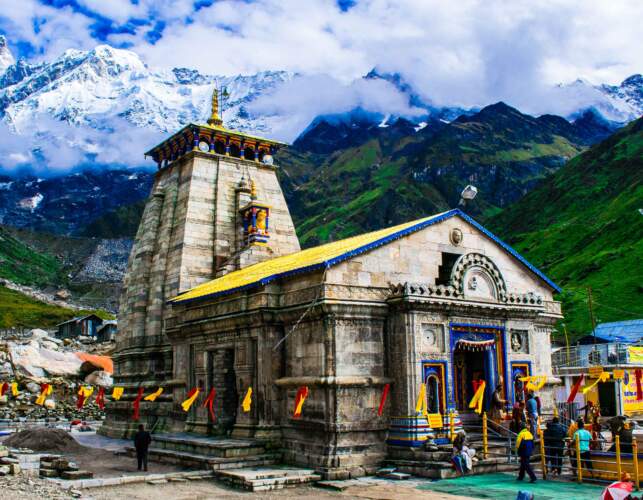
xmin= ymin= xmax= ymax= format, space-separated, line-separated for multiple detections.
xmin=96 ymin=320 xmax=117 ymax=342
xmin=56 ymin=314 xmax=103 ymax=339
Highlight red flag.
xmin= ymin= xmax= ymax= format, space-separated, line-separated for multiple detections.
xmin=378 ymin=383 xmax=390 ymax=416
xmin=133 ymin=387 xmax=144 ymax=421
xmin=96 ymin=387 xmax=105 ymax=410
xmin=76 ymin=389 xmax=85 ymax=409
xmin=636 ymin=369 xmax=643 ymax=401
xmin=1 ymin=382 xmax=8 ymax=396
xmin=293 ymin=386 xmax=309 ymax=418
xmin=202 ymin=388 xmax=216 ymax=421
xmin=567 ymin=374 xmax=584 ymax=403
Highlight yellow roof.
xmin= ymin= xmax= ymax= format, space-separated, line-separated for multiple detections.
xmin=171 ymin=210 xmax=454 ymax=304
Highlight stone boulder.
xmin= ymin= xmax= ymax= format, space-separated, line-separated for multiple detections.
xmin=9 ymin=342 xmax=82 ymax=380
xmin=84 ymin=370 xmax=113 ymax=388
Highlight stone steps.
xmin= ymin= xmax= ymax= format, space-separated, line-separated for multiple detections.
xmin=122 ymin=446 xmax=279 ymax=471
xmin=213 ymin=467 xmax=321 ymax=492
xmin=150 ymin=435 xmax=266 ymax=458
xmin=385 ymin=457 xmax=519 ymax=479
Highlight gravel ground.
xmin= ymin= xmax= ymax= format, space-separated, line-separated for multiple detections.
xmin=85 ymin=478 xmax=471 ymax=500
xmin=0 ymin=475 xmax=75 ymax=500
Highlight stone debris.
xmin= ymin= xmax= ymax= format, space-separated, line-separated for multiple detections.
xmin=0 ymin=472 xmax=75 ymax=499
xmin=0 ymin=328 xmax=114 ymax=424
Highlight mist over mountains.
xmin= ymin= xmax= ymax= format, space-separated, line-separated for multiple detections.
xmin=0 ymin=36 xmax=640 ymax=177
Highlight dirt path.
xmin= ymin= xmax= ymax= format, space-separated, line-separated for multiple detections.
xmin=88 ymin=479 xmax=472 ymax=500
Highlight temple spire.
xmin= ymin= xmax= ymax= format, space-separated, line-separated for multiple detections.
xmin=207 ymin=87 xmax=223 ymax=127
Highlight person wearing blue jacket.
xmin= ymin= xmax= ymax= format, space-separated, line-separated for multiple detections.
xmin=516 ymin=423 xmax=537 ymax=483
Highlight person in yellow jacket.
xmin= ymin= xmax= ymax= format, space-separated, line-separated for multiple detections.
xmin=516 ymin=423 xmax=537 ymax=483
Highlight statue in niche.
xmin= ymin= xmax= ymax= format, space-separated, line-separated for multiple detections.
xmin=511 ymin=331 xmax=524 ymax=352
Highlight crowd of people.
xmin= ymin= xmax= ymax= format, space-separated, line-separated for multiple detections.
xmin=450 ymin=384 xmax=638 ymax=483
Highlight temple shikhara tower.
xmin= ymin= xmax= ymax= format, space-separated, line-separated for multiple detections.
xmin=102 ymin=90 xmax=563 ymax=479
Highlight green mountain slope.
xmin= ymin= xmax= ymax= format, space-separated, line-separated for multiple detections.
xmin=0 ymin=226 xmax=115 ymax=328
xmin=0 ymin=286 xmax=111 ymax=329
xmin=280 ymin=103 xmax=597 ymax=247
xmin=0 ymin=225 xmax=64 ymax=287
xmin=488 ymin=117 xmax=643 ymax=339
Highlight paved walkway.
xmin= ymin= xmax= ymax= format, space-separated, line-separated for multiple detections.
xmin=72 ymin=431 xmax=130 ymax=451
xmin=418 ymin=472 xmax=605 ymax=500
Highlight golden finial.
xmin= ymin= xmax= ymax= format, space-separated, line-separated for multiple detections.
xmin=207 ymin=87 xmax=223 ymax=127
xmin=250 ymin=179 xmax=257 ymax=200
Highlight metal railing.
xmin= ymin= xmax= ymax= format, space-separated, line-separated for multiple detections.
xmin=553 ymin=343 xmax=637 ymax=372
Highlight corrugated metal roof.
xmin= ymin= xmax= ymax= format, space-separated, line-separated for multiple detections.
xmin=171 ymin=209 xmax=561 ymax=304
xmin=587 ymin=319 xmax=643 ymax=343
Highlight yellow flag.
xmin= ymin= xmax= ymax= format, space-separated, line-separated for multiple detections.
xmin=79 ymin=386 xmax=94 ymax=398
xmin=415 ymin=383 xmax=429 ymax=416
xmin=526 ymin=375 xmax=547 ymax=392
xmin=35 ymin=384 xmax=53 ymax=406
xmin=181 ymin=388 xmax=200 ymax=412
xmin=144 ymin=387 xmax=163 ymax=401
xmin=242 ymin=387 xmax=252 ymax=412
xmin=111 ymin=387 xmax=124 ymax=400
xmin=469 ymin=381 xmax=486 ymax=414
xmin=11 ymin=382 xmax=19 ymax=396
xmin=582 ymin=371 xmax=610 ymax=394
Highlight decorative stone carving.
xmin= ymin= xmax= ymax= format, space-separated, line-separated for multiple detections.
xmin=450 ymin=253 xmax=507 ymax=302
xmin=450 ymin=228 xmax=463 ymax=246
xmin=420 ymin=323 xmax=444 ymax=352
xmin=510 ymin=329 xmax=529 ymax=353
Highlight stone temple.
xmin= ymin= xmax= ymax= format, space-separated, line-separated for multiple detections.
xmin=101 ymin=92 xmax=563 ymax=478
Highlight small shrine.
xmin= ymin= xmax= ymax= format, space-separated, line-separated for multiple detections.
xmin=240 ymin=180 xmax=270 ymax=246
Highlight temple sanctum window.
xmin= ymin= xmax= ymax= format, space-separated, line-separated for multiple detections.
xmin=435 ymin=252 xmax=460 ymax=286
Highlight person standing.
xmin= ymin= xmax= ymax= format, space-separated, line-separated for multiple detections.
xmin=573 ymin=419 xmax=593 ymax=477
xmin=543 ymin=416 xmax=567 ymax=475
xmin=490 ymin=383 xmax=507 ymax=423
xmin=516 ymin=423 xmax=537 ymax=483
xmin=134 ymin=424 xmax=152 ymax=471
xmin=526 ymin=392 xmax=539 ymax=435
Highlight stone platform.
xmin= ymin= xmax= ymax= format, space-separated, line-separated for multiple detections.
xmin=213 ymin=466 xmax=321 ymax=492
xmin=121 ymin=433 xmax=280 ymax=471
xmin=385 ymin=434 xmax=520 ymax=479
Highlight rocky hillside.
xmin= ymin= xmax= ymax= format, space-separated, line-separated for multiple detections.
xmin=280 ymin=102 xmax=618 ymax=246
xmin=0 ymin=169 xmax=153 ymax=235
xmin=0 ymin=224 xmax=130 ymax=319
xmin=488 ymin=117 xmax=643 ymax=339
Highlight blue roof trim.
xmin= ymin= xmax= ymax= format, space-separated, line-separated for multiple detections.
xmin=173 ymin=208 xmax=560 ymax=305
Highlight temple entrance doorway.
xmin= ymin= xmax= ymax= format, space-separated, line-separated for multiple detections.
xmin=207 ymin=348 xmax=238 ymax=434
xmin=454 ymin=349 xmax=488 ymax=412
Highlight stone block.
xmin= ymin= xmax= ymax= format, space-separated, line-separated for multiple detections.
xmin=60 ymin=470 xmax=94 ymax=480
xmin=40 ymin=468 xmax=59 ymax=478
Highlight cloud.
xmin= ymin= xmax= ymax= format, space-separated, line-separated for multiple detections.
xmin=0 ymin=0 xmax=641 ymax=174
xmin=0 ymin=114 xmax=161 ymax=175
xmin=2 ymin=0 xmax=641 ymax=101
xmin=250 ymin=74 xmax=425 ymax=139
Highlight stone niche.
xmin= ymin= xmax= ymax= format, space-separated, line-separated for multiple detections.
xmin=462 ymin=267 xmax=497 ymax=301
xmin=419 ymin=322 xmax=445 ymax=354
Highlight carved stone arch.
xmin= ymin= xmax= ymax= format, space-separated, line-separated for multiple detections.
xmin=450 ymin=253 xmax=507 ymax=302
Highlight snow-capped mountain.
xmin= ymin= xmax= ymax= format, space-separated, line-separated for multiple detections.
xmin=0 ymin=43 xmax=292 ymax=136
xmin=0 ymin=38 xmax=640 ymax=177
xmin=0 ymin=35 xmax=14 ymax=74
xmin=556 ymin=76 xmax=643 ymax=123
xmin=367 ymin=68 xmax=642 ymax=124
